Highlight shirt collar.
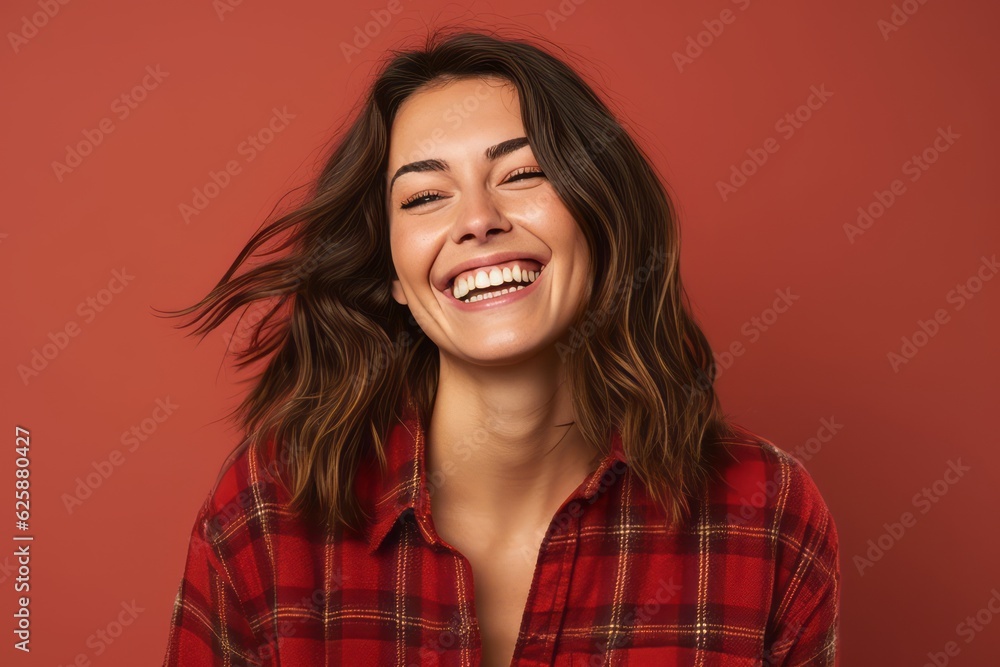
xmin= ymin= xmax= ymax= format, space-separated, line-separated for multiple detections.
xmin=363 ymin=398 xmax=629 ymax=554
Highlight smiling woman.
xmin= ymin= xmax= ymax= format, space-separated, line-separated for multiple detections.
xmin=156 ymin=26 xmax=839 ymax=667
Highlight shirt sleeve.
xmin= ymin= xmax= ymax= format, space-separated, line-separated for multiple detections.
xmin=764 ymin=456 xmax=841 ymax=667
xmin=162 ymin=497 xmax=264 ymax=666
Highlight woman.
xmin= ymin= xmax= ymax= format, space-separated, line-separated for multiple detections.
xmin=160 ymin=27 xmax=839 ymax=666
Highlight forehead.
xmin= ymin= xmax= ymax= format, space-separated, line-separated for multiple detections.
xmin=387 ymin=76 xmax=525 ymax=168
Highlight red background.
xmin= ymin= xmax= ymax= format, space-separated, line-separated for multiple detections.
xmin=2 ymin=0 xmax=998 ymax=665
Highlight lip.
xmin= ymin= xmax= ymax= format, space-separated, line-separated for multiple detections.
xmin=438 ymin=251 xmax=548 ymax=292
xmin=443 ymin=265 xmax=545 ymax=311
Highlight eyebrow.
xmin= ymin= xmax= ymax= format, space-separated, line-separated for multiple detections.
xmin=388 ymin=136 xmax=531 ymax=194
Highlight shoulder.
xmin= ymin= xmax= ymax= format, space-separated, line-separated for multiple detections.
xmin=700 ymin=424 xmax=841 ymax=651
xmin=196 ymin=435 xmax=290 ymax=545
xmin=701 ymin=425 xmax=842 ymax=660
xmin=179 ymin=435 xmax=299 ymax=613
xmin=703 ymin=423 xmax=839 ymax=578
xmin=706 ymin=424 xmax=835 ymax=531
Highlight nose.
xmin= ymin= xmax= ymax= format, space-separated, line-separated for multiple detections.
xmin=450 ymin=188 xmax=512 ymax=243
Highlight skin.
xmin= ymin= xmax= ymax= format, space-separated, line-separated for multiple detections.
xmin=386 ymin=75 xmax=600 ymax=666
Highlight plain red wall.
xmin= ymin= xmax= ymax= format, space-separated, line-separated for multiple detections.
xmin=2 ymin=0 xmax=998 ymax=664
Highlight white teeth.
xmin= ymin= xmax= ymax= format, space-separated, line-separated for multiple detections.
xmin=463 ymin=285 xmax=525 ymax=302
xmin=453 ymin=263 xmax=545 ymax=302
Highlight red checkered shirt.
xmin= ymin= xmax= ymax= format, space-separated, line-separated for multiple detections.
xmin=162 ymin=401 xmax=840 ymax=666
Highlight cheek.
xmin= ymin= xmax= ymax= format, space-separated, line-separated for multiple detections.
xmin=390 ymin=232 xmax=436 ymax=286
xmin=516 ymin=185 xmax=564 ymax=222
xmin=559 ymin=218 xmax=590 ymax=263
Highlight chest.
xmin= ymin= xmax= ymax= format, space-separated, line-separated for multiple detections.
xmin=258 ymin=509 xmax=775 ymax=665
xmin=464 ymin=544 xmax=542 ymax=667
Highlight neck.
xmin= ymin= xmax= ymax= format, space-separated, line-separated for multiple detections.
xmin=424 ymin=349 xmax=600 ymax=544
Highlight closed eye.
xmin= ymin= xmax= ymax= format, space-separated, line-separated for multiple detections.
xmin=398 ymin=167 xmax=546 ymax=210
xmin=506 ymin=166 xmax=545 ymax=181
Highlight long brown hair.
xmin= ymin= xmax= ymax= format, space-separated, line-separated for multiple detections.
xmin=158 ymin=25 xmax=733 ymax=536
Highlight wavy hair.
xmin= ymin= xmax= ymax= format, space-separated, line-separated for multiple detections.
xmin=159 ymin=25 xmax=734 ymax=535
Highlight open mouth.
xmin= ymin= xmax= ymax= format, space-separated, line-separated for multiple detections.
xmin=446 ymin=260 xmax=546 ymax=303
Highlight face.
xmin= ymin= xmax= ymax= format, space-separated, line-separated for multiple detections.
xmin=387 ymin=76 xmax=592 ymax=365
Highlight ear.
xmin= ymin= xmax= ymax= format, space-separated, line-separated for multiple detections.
xmin=390 ymin=277 xmax=408 ymax=305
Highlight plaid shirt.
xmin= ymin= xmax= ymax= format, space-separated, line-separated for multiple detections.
xmin=162 ymin=401 xmax=840 ymax=666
